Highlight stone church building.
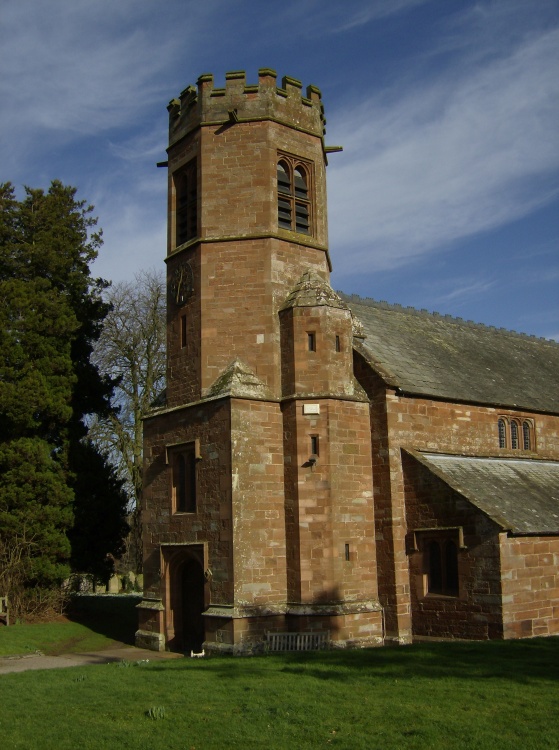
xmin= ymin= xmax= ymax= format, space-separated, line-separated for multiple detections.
xmin=136 ymin=70 xmax=559 ymax=653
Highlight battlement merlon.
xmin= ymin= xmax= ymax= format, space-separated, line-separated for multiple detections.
xmin=167 ymin=69 xmax=326 ymax=148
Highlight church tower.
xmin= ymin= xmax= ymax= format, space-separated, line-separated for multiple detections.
xmin=137 ymin=70 xmax=382 ymax=653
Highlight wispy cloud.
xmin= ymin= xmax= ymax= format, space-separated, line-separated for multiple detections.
xmin=431 ymin=278 xmax=496 ymax=306
xmin=327 ymin=19 xmax=559 ymax=274
xmin=336 ymin=0 xmax=432 ymax=32
xmin=0 ymin=0 xmax=219 ymax=151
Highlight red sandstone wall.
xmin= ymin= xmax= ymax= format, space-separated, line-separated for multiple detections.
xmin=280 ymin=306 xmax=356 ymax=398
xmin=141 ymin=399 xmax=233 ymax=638
xmin=282 ymin=397 xmax=378 ymax=602
xmin=500 ymin=535 xmax=559 ymax=638
xmin=165 ymin=113 xmax=331 ymax=407
xmin=403 ymin=452 xmax=504 ymax=639
xmin=230 ymin=398 xmax=287 ymax=607
xmin=354 ymin=351 xmax=559 ymax=642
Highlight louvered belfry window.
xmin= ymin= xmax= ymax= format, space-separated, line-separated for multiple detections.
xmin=175 ymin=159 xmax=197 ymax=247
xmin=277 ymin=155 xmax=312 ymax=235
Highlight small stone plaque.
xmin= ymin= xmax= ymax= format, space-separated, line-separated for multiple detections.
xmin=303 ymin=404 xmax=320 ymax=415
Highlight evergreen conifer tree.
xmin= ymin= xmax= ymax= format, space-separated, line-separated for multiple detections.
xmin=0 ymin=181 xmax=128 ymax=594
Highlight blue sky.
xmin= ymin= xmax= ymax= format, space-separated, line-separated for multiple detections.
xmin=2 ymin=0 xmax=558 ymax=339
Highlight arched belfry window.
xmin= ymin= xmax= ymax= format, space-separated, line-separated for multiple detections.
xmin=293 ymin=167 xmax=309 ymax=233
xmin=277 ymin=154 xmax=312 ymax=235
xmin=277 ymin=161 xmax=292 ymax=230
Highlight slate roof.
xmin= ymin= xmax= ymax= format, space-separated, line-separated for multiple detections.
xmin=410 ymin=451 xmax=559 ymax=535
xmin=341 ymin=294 xmax=559 ymax=414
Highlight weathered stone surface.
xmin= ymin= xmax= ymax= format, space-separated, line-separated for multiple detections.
xmin=139 ymin=68 xmax=559 ymax=654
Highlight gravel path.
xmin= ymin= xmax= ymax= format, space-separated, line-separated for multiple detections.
xmin=0 ymin=646 xmax=183 ymax=675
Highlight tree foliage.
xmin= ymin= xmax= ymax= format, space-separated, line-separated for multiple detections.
xmin=0 ymin=181 xmax=128 ymax=595
xmin=90 ymin=270 xmax=166 ymax=572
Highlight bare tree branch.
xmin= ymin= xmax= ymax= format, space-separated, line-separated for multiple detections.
xmin=89 ymin=269 xmax=166 ymax=571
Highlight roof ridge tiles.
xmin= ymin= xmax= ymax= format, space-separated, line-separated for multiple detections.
xmin=337 ymin=290 xmax=558 ymax=345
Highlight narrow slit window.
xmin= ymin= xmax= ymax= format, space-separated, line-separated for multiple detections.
xmin=310 ymin=435 xmax=319 ymax=457
xmin=307 ymin=332 xmax=316 ymax=352
xmin=172 ymin=444 xmax=197 ymax=513
xmin=345 ymin=543 xmax=350 ymax=562
xmin=180 ymin=314 xmax=187 ymax=348
xmin=335 ymin=335 xmax=341 ymax=352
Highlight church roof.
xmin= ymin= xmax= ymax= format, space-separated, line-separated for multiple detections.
xmin=409 ymin=451 xmax=559 ymax=535
xmin=342 ymin=294 xmax=559 ymax=414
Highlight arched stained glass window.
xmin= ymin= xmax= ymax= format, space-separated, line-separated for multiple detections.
xmin=511 ymin=420 xmax=519 ymax=449
xmin=498 ymin=418 xmax=507 ymax=448
xmin=523 ymin=421 xmax=531 ymax=451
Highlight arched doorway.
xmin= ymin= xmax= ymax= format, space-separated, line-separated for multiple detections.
xmin=180 ymin=557 xmax=205 ymax=651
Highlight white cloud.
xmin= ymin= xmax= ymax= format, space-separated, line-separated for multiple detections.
xmin=327 ymin=24 xmax=559 ymax=274
xmin=93 ymin=196 xmax=167 ymax=284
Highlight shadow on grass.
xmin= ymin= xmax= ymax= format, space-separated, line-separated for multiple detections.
xmin=65 ymin=594 xmax=142 ymax=646
xmin=275 ymin=638 xmax=559 ymax=683
xmin=145 ymin=637 xmax=559 ymax=685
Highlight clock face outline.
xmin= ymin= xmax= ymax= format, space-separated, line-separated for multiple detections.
xmin=170 ymin=261 xmax=194 ymax=306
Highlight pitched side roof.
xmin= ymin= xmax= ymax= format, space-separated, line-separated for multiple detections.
xmin=341 ymin=294 xmax=559 ymax=414
xmin=409 ymin=451 xmax=559 ymax=535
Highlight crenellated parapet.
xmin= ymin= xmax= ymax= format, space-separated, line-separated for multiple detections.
xmin=168 ymin=69 xmax=325 ymax=147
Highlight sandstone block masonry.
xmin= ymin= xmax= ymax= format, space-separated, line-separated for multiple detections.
xmin=138 ymin=69 xmax=559 ymax=654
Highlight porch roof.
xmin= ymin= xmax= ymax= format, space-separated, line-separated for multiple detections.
xmin=409 ymin=451 xmax=559 ymax=535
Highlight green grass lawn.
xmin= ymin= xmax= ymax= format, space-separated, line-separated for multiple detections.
xmin=0 ymin=594 xmax=141 ymax=656
xmin=0 ymin=634 xmax=557 ymax=750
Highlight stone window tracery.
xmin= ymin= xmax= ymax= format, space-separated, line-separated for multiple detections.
xmin=277 ymin=154 xmax=312 ymax=235
xmin=498 ymin=417 xmax=534 ymax=451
